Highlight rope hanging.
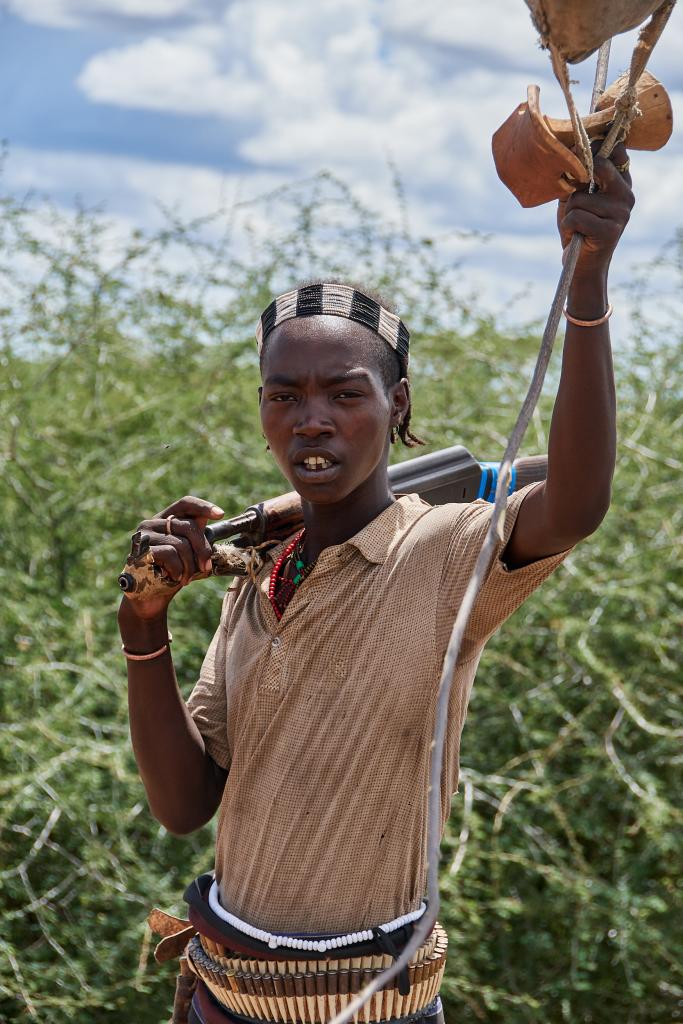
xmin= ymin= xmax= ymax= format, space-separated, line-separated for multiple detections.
xmin=548 ymin=0 xmax=674 ymax=188
xmin=597 ymin=0 xmax=676 ymax=157
xmin=328 ymin=4 xmax=676 ymax=1021
xmin=549 ymin=42 xmax=596 ymax=184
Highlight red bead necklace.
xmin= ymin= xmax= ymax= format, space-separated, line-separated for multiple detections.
xmin=268 ymin=530 xmax=314 ymax=620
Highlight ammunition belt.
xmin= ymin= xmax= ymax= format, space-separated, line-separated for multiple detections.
xmin=186 ymin=923 xmax=448 ymax=1023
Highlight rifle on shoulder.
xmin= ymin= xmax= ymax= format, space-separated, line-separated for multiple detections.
xmin=118 ymin=446 xmax=547 ymax=600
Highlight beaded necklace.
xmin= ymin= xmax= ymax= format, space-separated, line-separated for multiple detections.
xmin=268 ymin=530 xmax=316 ymax=620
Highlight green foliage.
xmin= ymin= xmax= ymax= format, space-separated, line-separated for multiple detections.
xmin=0 ymin=176 xmax=681 ymax=1023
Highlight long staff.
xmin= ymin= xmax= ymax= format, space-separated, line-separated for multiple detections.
xmin=328 ymin=6 xmax=675 ymax=1019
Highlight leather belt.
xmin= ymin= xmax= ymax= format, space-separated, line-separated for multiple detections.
xmin=189 ymin=978 xmax=444 ymax=1024
xmin=185 ymin=920 xmax=448 ymax=1022
xmin=149 ymin=875 xmax=447 ymax=1024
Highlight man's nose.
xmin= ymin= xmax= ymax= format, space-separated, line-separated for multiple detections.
xmin=293 ymin=398 xmax=334 ymax=436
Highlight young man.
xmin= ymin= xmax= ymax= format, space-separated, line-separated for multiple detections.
xmin=119 ymin=151 xmax=634 ymax=1024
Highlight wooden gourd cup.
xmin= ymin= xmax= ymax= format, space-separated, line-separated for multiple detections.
xmin=491 ymin=71 xmax=672 ymax=208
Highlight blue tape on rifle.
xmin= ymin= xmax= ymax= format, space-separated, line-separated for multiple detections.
xmin=477 ymin=463 xmax=517 ymax=503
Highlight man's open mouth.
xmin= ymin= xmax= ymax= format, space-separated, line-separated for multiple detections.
xmin=301 ymin=455 xmax=334 ymax=472
xmin=292 ymin=452 xmax=340 ymax=481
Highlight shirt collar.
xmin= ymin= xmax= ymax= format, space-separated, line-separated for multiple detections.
xmin=264 ymin=494 xmax=430 ymax=568
xmin=344 ymin=493 xmax=429 ymax=564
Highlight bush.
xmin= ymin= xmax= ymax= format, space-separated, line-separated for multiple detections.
xmin=1 ymin=175 xmax=681 ymax=1023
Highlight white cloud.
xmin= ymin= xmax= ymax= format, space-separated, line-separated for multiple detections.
xmin=77 ymin=2 xmax=384 ymax=120
xmin=7 ymin=0 xmax=682 ymax=331
xmin=74 ymin=0 xmax=681 ymax=211
xmin=625 ymin=151 xmax=683 ymax=240
xmin=78 ymin=35 xmax=263 ymax=118
xmin=4 ymin=145 xmax=285 ymax=230
xmin=381 ymin=0 xmax=548 ymax=72
xmin=6 ymin=0 xmax=204 ymax=29
xmin=74 ymin=1 xmax=541 ymax=229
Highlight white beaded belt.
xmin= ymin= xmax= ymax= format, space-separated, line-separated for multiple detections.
xmin=208 ymin=881 xmax=427 ymax=953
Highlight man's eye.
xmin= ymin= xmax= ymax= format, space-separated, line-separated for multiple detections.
xmin=270 ymin=393 xmax=296 ymax=401
xmin=335 ymin=391 xmax=363 ymax=399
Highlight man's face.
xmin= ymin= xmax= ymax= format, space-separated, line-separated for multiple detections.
xmin=259 ymin=316 xmax=408 ymax=505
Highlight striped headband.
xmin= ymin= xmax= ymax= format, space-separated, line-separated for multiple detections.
xmin=255 ymin=283 xmax=410 ymax=367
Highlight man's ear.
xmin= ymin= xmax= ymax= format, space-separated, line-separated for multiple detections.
xmin=257 ymin=385 xmax=263 ymax=405
xmin=391 ymin=378 xmax=410 ymax=424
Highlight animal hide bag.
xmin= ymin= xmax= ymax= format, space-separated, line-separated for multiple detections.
xmin=525 ymin=0 xmax=668 ymax=62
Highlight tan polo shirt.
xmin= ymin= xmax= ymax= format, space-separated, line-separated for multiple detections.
xmin=187 ymin=486 xmax=570 ymax=934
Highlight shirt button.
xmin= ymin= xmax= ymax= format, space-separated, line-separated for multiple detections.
xmin=271 ymin=637 xmax=281 ymax=649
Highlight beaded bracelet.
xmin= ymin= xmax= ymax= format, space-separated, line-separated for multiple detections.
xmin=563 ymin=303 xmax=613 ymax=327
xmin=121 ymin=632 xmax=173 ymax=661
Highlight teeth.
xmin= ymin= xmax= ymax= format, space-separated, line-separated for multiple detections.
xmin=303 ymin=456 xmax=333 ymax=471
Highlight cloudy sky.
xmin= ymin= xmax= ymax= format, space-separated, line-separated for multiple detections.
xmin=1 ymin=0 xmax=681 ymax=323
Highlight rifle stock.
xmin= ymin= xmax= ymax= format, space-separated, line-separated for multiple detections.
xmin=119 ymin=446 xmax=548 ymax=597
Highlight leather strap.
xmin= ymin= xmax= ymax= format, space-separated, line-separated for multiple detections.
xmin=148 ymin=908 xmax=198 ymax=964
xmin=184 ymin=873 xmax=416 ymax=963
xmin=189 ymin=980 xmax=443 ymax=1024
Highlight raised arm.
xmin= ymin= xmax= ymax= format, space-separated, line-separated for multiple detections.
xmin=504 ymin=146 xmax=635 ymax=569
xmin=119 ymin=496 xmax=228 ymax=835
